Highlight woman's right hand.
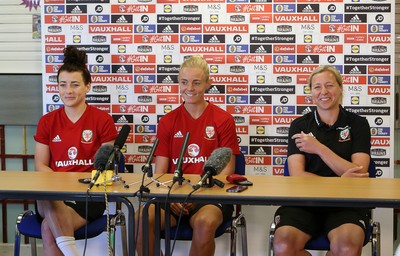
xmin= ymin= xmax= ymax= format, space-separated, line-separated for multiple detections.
xmin=341 ymin=166 xmax=369 ymax=178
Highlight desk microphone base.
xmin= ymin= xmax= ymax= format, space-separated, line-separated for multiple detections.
xmin=96 ymin=174 xmax=127 ymax=188
xmin=157 ymin=177 xmax=193 ymax=189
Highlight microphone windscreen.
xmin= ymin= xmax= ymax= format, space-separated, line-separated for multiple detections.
xmin=94 ymin=144 xmax=114 ymax=170
xmin=204 ymin=147 xmax=232 ymax=175
xmin=114 ymin=124 xmax=131 ymax=149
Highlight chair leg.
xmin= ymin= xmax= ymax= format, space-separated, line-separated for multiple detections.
xmin=110 ymin=224 xmax=116 ymax=256
xmin=14 ymin=227 xmax=21 ymax=256
xmin=269 ymin=222 xmax=276 ymax=256
xmin=119 ymin=215 xmax=128 ymax=256
xmin=230 ymin=213 xmax=248 ymax=256
xmin=110 ymin=210 xmax=128 ymax=256
xmin=14 ymin=210 xmax=38 ymax=256
xmin=371 ymin=221 xmax=380 ymax=256
xmin=238 ymin=214 xmax=248 ymax=256
xmin=30 ymin=237 xmax=37 ymax=256
xmin=230 ymin=226 xmax=237 ymax=256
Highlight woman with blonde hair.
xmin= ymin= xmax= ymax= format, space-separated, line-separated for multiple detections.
xmin=273 ymin=65 xmax=371 ymax=256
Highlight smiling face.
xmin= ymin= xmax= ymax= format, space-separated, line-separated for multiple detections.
xmin=58 ymin=71 xmax=90 ymax=109
xmin=311 ymin=70 xmax=343 ymax=111
xmin=179 ymin=67 xmax=211 ymax=105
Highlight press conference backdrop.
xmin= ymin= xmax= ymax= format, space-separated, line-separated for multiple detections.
xmin=0 ymin=2 xmax=396 ymax=255
xmin=40 ymin=0 xmax=395 ymax=178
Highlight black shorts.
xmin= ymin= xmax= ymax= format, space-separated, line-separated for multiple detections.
xmin=274 ymin=206 xmax=370 ymax=245
xmin=35 ymin=200 xmax=106 ymax=223
xmin=162 ymin=203 xmax=234 ymax=225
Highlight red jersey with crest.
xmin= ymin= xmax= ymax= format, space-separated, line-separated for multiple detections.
xmin=155 ymin=102 xmax=240 ymax=174
xmin=34 ymin=105 xmax=118 ymax=172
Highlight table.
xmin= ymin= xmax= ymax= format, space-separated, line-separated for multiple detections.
xmin=0 ymin=171 xmax=146 ymax=256
xmin=139 ymin=174 xmax=400 ymax=256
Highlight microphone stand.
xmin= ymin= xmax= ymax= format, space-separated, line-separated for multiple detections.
xmin=141 ymin=164 xmax=180 ymax=190
xmin=200 ymin=175 xmax=225 ymax=189
xmin=137 ymin=138 xmax=174 ymax=191
xmin=161 ymin=176 xmax=192 ymax=188
xmin=137 ymin=168 xmax=192 ymax=190
xmin=173 ymin=173 xmax=186 ymax=185
xmin=172 ymin=132 xmax=190 ymax=186
xmin=124 ymin=162 xmax=171 ymax=191
xmin=111 ymin=149 xmax=126 ymax=184
xmin=139 ymin=164 xmax=152 ymax=193
xmin=96 ymin=149 xmax=127 ymax=187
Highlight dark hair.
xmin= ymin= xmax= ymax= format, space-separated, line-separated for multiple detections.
xmin=57 ymin=46 xmax=91 ymax=84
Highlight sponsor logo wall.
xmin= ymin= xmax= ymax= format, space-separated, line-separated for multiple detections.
xmin=41 ymin=0 xmax=394 ymax=177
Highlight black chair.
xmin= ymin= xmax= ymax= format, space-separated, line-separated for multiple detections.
xmin=14 ymin=209 xmax=127 ymax=256
xmin=268 ymin=160 xmax=380 ymax=256
xmin=161 ymin=152 xmax=248 ymax=256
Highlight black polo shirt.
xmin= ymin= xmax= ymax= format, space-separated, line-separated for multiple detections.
xmin=288 ymin=106 xmax=371 ymax=177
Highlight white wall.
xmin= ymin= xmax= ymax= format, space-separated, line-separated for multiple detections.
xmin=0 ymin=0 xmax=41 ymax=74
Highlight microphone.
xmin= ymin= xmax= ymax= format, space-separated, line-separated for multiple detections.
xmin=88 ymin=144 xmax=114 ymax=191
xmin=173 ymin=132 xmax=190 ymax=184
xmin=105 ymin=124 xmax=131 ymax=170
xmin=114 ymin=124 xmax=131 ymax=151
xmin=142 ymin=138 xmax=159 ymax=177
xmin=193 ymin=147 xmax=232 ymax=190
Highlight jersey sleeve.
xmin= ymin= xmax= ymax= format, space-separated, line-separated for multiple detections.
xmin=287 ymin=117 xmax=303 ymax=156
xmin=34 ymin=116 xmax=50 ymax=145
xmin=350 ymin=116 xmax=371 ymax=155
xmin=154 ymin=115 xmax=172 ymax=158
xmin=98 ymin=114 xmax=118 ymax=143
xmin=217 ymin=114 xmax=240 ymax=155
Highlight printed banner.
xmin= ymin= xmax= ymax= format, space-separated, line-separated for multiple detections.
xmin=41 ymin=0 xmax=394 ymax=177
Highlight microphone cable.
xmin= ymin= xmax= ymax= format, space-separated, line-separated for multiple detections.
xmin=83 ymin=188 xmax=90 ymax=256
xmin=83 ymin=173 xmax=112 ymax=256
xmin=103 ymin=174 xmax=112 ymax=256
xmin=169 ymin=183 xmax=197 ymax=256
xmin=133 ymin=167 xmax=152 ymax=251
xmin=134 ymin=173 xmax=167 ymax=254
xmin=165 ymin=182 xmax=177 ymax=255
